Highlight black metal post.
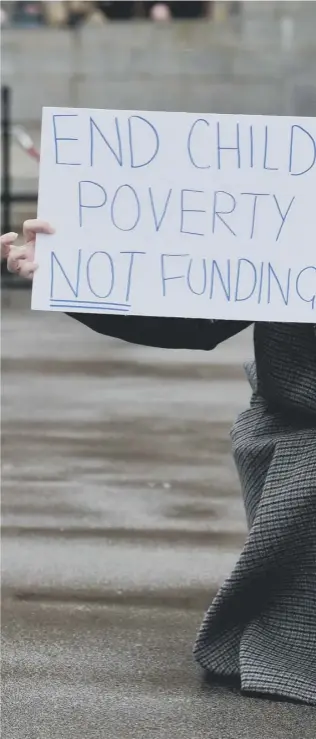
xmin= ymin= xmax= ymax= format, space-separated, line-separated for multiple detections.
xmin=1 ymin=85 xmax=11 ymax=234
xmin=1 ymin=85 xmax=12 ymax=280
xmin=1 ymin=85 xmax=38 ymax=288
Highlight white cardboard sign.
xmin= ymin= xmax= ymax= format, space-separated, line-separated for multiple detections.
xmin=32 ymin=107 xmax=316 ymax=322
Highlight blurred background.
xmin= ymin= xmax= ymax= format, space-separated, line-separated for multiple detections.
xmin=2 ymin=4 xmax=316 ymax=739
xmin=2 ymin=0 xmax=316 ymax=231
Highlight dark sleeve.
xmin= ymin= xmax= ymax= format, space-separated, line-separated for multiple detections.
xmin=67 ymin=313 xmax=251 ymax=351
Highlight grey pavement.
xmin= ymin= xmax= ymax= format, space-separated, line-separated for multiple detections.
xmin=2 ymin=290 xmax=315 ymax=738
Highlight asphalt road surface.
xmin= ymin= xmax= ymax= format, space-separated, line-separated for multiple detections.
xmin=2 ymin=290 xmax=315 ymax=738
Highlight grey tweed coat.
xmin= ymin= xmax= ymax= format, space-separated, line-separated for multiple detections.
xmin=71 ymin=314 xmax=316 ymax=705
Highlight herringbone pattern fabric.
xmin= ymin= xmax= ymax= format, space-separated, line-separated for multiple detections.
xmin=71 ymin=314 xmax=316 ymax=704
xmin=194 ymin=324 xmax=316 ymax=705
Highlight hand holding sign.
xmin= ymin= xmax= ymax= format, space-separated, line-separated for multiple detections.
xmin=1 ymin=231 xmax=18 ymax=260
xmin=32 ymin=108 xmax=316 ymax=322
xmin=7 ymin=219 xmax=54 ymax=279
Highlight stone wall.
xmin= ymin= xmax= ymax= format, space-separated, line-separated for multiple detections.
xmin=2 ymin=1 xmax=316 ymax=226
xmin=2 ymin=1 xmax=316 ymax=125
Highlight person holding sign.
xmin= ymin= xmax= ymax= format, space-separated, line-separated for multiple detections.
xmin=5 ymin=217 xmax=316 ymax=707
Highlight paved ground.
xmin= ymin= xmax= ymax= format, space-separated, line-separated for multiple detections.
xmin=2 ymin=290 xmax=315 ymax=739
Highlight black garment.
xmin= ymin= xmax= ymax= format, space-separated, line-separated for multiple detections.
xmin=95 ymin=2 xmax=136 ymax=20
xmin=68 ymin=314 xmax=250 ymax=351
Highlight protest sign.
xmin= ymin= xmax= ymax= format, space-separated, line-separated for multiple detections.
xmin=32 ymin=107 xmax=316 ymax=322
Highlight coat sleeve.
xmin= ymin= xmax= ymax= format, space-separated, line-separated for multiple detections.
xmin=67 ymin=313 xmax=251 ymax=351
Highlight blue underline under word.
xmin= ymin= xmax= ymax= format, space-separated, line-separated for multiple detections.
xmin=50 ymin=299 xmax=131 ymax=312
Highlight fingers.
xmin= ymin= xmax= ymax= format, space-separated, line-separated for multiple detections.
xmin=23 ymin=219 xmax=55 ymax=243
xmin=5 ymin=219 xmax=54 ymax=281
xmin=7 ymin=245 xmax=38 ymax=280
xmin=19 ymin=261 xmax=38 ymax=279
xmin=1 ymin=231 xmax=18 ymax=259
